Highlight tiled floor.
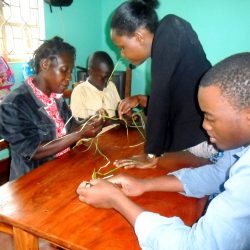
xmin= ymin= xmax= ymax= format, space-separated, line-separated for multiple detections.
xmin=0 ymin=232 xmax=59 ymax=250
xmin=0 ymin=233 xmax=14 ymax=250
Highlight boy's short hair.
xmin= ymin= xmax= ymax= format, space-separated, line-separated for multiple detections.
xmin=200 ymin=52 xmax=250 ymax=110
xmin=88 ymin=51 xmax=114 ymax=70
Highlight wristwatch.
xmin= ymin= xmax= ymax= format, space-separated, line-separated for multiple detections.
xmin=147 ymin=153 xmax=157 ymax=159
xmin=147 ymin=153 xmax=164 ymax=159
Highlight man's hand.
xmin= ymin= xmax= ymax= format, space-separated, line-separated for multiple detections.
xmin=114 ymin=154 xmax=159 ymax=169
xmin=109 ymin=173 xmax=146 ymax=196
xmin=76 ymin=179 xmax=124 ymax=209
xmin=76 ymin=177 xmax=145 ymax=226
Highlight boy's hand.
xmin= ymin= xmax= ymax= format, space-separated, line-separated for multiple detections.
xmin=118 ymin=112 xmax=136 ymax=127
xmin=114 ymin=154 xmax=159 ymax=169
xmin=96 ymin=108 xmax=108 ymax=119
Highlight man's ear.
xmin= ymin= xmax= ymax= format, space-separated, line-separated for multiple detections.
xmin=39 ymin=58 xmax=51 ymax=71
xmin=88 ymin=68 xmax=93 ymax=75
xmin=247 ymin=108 xmax=250 ymax=124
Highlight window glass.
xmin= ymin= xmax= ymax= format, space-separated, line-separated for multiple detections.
xmin=0 ymin=0 xmax=45 ymax=62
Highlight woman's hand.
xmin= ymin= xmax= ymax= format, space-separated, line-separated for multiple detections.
xmin=118 ymin=95 xmax=148 ymax=119
xmin=114 ymin=154 xmax=159 ymax=169
xmin=118 ymin=95 xmax=140 ymax=119
xmin=118 ymin=96 xmax=139 ymax=119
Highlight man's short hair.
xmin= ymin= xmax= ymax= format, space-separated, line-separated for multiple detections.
xmin=200 ymin=52 xmax=250 ymax=110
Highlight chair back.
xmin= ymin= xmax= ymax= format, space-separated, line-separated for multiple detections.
xmin=0 ymin=139 xmax=10 ymax=185
xmin=76 ymin=67 xmax=88 ymax=82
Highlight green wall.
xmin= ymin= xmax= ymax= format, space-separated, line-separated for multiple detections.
xmin=156 ymin=0 xmax=250 ymax=64
xmin=9 ymin=0 xmax=250 ymax=93
xmin=44 ymin=1 xmax=103 ymax=69
xmin=101 ymin=0 xmax=250 ymax=94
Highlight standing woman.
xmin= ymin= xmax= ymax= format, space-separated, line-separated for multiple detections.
xmin=0 ymin=36 xmax=103 ymax=180
xmin=112 ymin=0 xmax=215 ymax=168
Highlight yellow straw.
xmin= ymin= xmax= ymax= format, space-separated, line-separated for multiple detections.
xmin=106 ymin=58 xmax=121 ymax=84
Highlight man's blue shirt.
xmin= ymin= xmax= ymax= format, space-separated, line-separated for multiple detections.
xmin=135 ymin=146 xmax=250 ymax=250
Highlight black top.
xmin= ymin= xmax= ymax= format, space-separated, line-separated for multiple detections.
xmin=0 ymin=82 xmax=75 ymax=180
xmin=145 ymin=14 xmax=211 ymax=156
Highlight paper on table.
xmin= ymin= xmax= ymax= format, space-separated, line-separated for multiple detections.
xmin=97 ymin=124 xmax=119 ymax=136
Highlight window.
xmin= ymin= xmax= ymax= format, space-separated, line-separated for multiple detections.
xmin=0 ymin=0 xmax=45 ymax=62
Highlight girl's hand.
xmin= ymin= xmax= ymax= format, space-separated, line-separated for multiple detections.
xmin=78 ymin=115 xmax=104 ymax=138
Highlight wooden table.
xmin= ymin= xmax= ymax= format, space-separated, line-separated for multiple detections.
xmin=0 ymin=126 xmax=207 ymax=250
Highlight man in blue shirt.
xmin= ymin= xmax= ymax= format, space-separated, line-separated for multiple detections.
xmin=77 ymin=53 xmax=250 ymax=250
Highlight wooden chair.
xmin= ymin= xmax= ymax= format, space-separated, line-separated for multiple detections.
xmin=76 ymin=66 xmax=88 ymax=82
xmin=0 ymin=139 xmax=10 ymax=185
xmin=111 ymin=64 xmax=132 ymax=99
xmin=124 ymin=64 xmax=132 ymax=98
xmin=62 ymin=89 xmax=72 ymax=99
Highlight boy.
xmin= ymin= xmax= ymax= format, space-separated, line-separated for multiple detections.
xmin=77 ymin=53 xmax=250 ymax=249
xmin=71 ymin=51 xmax=121 ymax=119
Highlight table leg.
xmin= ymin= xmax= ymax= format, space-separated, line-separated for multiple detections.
xmin=0 ymin=222 xmax=13 ymax=235
xmin=13 ymin=227 xmax=39 ymax=250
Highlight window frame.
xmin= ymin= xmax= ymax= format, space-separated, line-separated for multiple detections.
xmin=0 ymin=0 xmax=45 ymax=63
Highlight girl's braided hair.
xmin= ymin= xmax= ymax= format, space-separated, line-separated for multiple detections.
xmin=32 ymin=36 xmax=76 ymax=74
